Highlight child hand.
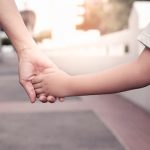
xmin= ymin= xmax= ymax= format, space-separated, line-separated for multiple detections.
xmin=32 ymin=68 xmax=72 ymax=103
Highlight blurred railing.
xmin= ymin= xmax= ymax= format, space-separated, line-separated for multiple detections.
xmin=43 ymin=29 xmax=138 ymax=58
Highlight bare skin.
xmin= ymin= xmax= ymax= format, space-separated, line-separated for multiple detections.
xmin=32 ymin=47 xmax=150 ymax=99
xmin=0 ymin=0 xmax=62 ymax=103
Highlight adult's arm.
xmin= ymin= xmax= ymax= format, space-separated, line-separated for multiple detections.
xmin=0 ymin=0 xmax=57 ymax=103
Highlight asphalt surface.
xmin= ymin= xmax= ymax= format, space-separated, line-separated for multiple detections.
xmin=0 ymin=55 xmax=28 ymax=102
xmin=0 ymin=111 xmax=125 ymax=150
xmin=0 ymin=53 xmax=125 ymax=150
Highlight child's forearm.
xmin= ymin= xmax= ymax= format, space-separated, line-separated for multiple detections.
xmin=0 ymin=0 xmax=36 ymax=56
xmin=69 ymin=60 xmax=150 ymax=96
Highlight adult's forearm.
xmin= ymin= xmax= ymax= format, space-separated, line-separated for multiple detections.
xmin=0 ymin=0 xmax=36 ymax=55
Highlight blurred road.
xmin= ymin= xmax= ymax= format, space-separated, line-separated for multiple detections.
xmin=0 ymin=54 xmax=28 ymax=102
xmin=1 ymin=50 xmax=150 ymax=150
xmin=0 ymin=52 xmax=125 ymax=150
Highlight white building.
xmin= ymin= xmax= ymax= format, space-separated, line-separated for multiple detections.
xmin=121 ymin=1 xmax=150 ymax=112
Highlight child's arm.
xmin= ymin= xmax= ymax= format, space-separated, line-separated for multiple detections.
xmin=69 ymin=48 xmax=150 ymax=96
xmin=32 ymin=47 xmax=150 ymax=98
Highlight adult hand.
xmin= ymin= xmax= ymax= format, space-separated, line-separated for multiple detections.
xmin=18 ymin=46 xmax=58 ymax=103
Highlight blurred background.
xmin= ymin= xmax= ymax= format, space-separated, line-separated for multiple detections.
xmin=0 ymin=0 xmax=150 ymax=150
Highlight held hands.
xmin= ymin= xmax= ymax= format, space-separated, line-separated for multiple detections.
xmin=18 ymin=46 xmax=63 ymax=103
xmin=32 ymin=68 xmax=72 ymax=102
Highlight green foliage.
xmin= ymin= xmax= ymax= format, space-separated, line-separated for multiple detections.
xmin=2 ymin=38 xmax=11 ymax=45
xmin=99 ymin=0 xmax=133 ymax=34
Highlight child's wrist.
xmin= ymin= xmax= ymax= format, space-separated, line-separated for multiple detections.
xmin=67 ymin=75 xmax=80 ymax=96
xmin=66 ymin=76 xmax=75 ymax=96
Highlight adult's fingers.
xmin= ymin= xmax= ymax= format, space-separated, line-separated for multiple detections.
xmin=21 ymin=80 xmax=36 ymax=103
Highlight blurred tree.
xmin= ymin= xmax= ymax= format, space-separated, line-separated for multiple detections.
xmin=76 ymin=0 xmax=102 ymax=31
xmin=77 ymin=0 xmax=149 ymax=35
xmin=34 ymin=30 xmax=52 ymax=43
xmin=1 ymin=38 xmax=11 ymax=45
xmin=20 ymin=10 xmax=36 ymax=34
xmin=99 ymin=0 xmax=134 ymax=34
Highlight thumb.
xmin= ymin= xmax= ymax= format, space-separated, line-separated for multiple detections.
xmin=22 ymin=80 xmax=36 ymax=103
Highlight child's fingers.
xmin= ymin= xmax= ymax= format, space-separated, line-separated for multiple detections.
xmin=33 ymin=83 xmax=42 ymax=89
xmin=59 ymin=97 xmax=65 ymax=102
xmin=35 ymin=88 xmax=43 ymax=94
xmin=32 ymin=76 xmax=42 ymax=84
xmin=47 ymin=96 xmax=57 ymax=103
xmin=39 ymin=94 xmax=48 ymax=103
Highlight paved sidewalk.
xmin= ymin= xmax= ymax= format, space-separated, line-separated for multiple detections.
xmin=1 ymin=54 xmax=150 ymax=150
xmin=0 ymin=111 xmax=125 ymax=150
xmin=0 ymin=60 xmax=125 ymax=150
xmin=85 ymin=95 xmax=150 ymax=150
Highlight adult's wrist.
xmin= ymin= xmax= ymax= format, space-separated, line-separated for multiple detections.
xmin=13 ymin=35 xmax=37 ymax=55
xmin=16 ymin=44 xmax=37 ymax=60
